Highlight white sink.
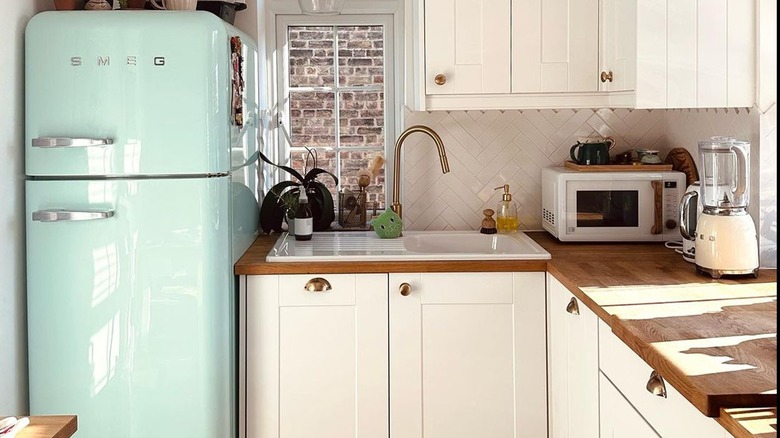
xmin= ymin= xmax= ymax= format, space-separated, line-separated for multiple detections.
xmin=266 ymin=231 xmax=550 ymax=262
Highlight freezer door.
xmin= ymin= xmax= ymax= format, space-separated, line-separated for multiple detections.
xmin=26 ymin=177 xmax=235 ymax=438
xmin=25 ymin=11 xmax=257 ymax=177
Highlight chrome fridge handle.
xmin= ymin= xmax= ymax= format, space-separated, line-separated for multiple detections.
xmin=32 ymin=209 xmax=115 ymax=222
xmin=32 ymin=137 xmax=114 ymax=148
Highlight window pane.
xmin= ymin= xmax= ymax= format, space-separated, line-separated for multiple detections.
xmin=337 ymin=26 xmax=384 ymax=87
xmin=339 ymin=91 xmax=384 ymax=148
xmin=339 ymin=150 xmax=386 ymax=210
xmin=290 ymin=148 xmax=338 ymax=195
xmin=289 ymin=26 xmax=335 ymax=87
xmin=290 ymin=91 xmax=335 ymax=147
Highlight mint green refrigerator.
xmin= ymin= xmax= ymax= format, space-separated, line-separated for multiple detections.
xmin=24 ymin=11 xmax=259 ymax=437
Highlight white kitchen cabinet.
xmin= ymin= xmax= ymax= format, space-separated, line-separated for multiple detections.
xmin=547 ymin=275 xmax=599 ymax=438
xmin=424 ymin=0 xmax=511 ymax=95
xmin=602 ymin=0 xmax=756 ymax=108
xmin=598 ymin=320 xmax=731 ymax=438
xmin=512 ymin=0 xmax=599 ymax=93
xmin=599 ymin=372 xmax=661 ymax=438
xmin=245 ymin=274 xmax=389 ymax=438
xmin=389 ymin=272 xmax=547 ymax=438
xmin=408 ymin=0 xmax=609 ymax=110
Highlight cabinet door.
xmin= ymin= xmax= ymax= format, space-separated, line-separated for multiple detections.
xmin=513 ymin=0 xmax=599 ymax=92
xmin=246 ymin=274 xmax=388 ymax=438
xmin=599 ymin=0 xmax=638 ymax=93
xmin=547 ymin=276 xmax=599 ymax=438
xmin=599 ymin=372 xmax=661 ymax=438
xmin=424 ymin=0 xmax=511 ymax=95
xmin=390 ymin=272 xmax=547 ymax=438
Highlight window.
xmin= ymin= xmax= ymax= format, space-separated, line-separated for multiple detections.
xmin=276 ymin=15 xmax=394 ymax=212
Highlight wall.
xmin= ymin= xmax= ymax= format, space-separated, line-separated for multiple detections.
xmin=0 ymin=0 xmax=47 ymax=415
xmin=402 ymin=106 xmax=776 ymax=267
xmin=401 ymin=108 xmax=667 ymax=230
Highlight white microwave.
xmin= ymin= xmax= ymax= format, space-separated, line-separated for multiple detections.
xmin=542 ymin=167 xmax=686 ymax=242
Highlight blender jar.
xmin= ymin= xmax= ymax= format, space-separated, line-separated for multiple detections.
xmin=697 ymin=136 xmax=750 ymax=211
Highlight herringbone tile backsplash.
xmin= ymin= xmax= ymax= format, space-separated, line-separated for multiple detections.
xmin=401 ymin=107 xmax=758 ymax=231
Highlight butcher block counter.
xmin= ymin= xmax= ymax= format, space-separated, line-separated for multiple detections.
xmin=235 ymin=231 xmax=777 ymax=437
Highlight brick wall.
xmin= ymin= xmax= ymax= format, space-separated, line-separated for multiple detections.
xmin=287 ymin=25 xmax=386 ymax=210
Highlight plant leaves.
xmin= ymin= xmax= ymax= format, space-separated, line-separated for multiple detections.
xmin=309 ymin=181 xmax=335 ymax=231
xmin=259 ymin=181 xmax=300 ymax=234
xmin=258 ymin=150 xmax=305 ymax=183
xmin=304 ymin=167 xmax=339 ymax=186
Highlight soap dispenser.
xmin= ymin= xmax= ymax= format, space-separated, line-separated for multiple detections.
xmin=494 ymin=184 xmax=518 ymax=233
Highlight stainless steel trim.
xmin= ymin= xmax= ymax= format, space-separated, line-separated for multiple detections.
xmin=32 ymin=209 xmax=115 ymax=222
xmin=701 ymin=206 xmax=748 ymax=216
xmin=679 ymin=191 xmax=698 ymax=240
xmin=32 ymin=137 xmax=114 ymax=148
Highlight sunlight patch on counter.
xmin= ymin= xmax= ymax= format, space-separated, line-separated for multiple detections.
xmin=651 ymin=333 xmax=777 ymax=377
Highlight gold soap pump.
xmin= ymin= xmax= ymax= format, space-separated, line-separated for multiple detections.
xmin=494 ymin=184 xmax=518 ymax=233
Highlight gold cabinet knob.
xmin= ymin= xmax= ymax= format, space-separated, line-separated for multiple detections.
xmin=646 ymin=371 xmax=667 ymax=398
xmin=434 ymin=74 xmax=447 ymax=86
xmin=304 ymin=277 xmax=332 ymax=292
xmin=565 ymin=297 xmax=580 ymax=315
xmin=600 ymin=70 xmax=613 ymax=83
xmin=399 ymin=282 xmax=412 ymax=296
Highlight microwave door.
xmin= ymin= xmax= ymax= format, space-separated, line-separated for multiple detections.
xmin=564 ymin=179 xmax=661 ymax=241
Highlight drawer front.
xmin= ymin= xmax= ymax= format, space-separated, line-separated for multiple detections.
xmin=599 ymin=372 xmax=660 ymax=438
xmin=598 ymin=320 xmax=729 ymax=438
xmin=279 ymin=274 xmax=360 ymax=306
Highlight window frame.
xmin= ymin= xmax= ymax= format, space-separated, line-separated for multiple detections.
xmin=275 ymin=14 xmax=395 ymax=209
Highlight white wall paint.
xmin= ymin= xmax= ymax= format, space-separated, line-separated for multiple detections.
xmin=0 ymin=0 xmax=47 ymax=415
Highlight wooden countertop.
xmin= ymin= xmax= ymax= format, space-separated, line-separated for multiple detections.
xmin=12 ymin=416 xmax=77 ymax=438
xmin=235 ymin=231 xmax=777 ymax=436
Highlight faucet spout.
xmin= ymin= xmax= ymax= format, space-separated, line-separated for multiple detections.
xmin=391 ymin=125 xmax=450 ymax=220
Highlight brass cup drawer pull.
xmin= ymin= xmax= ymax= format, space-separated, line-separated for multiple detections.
xmin=646 ymin=371 xmax=667 ymax=398
xmin=399 ymin=282 xmax=411 ymax=296
xmin=304 ymin=277 xmax=332 ymax=292
xmin=565 ymin=297 xmax=580 ymax=315
xmin=434 ymin=74 xmax=447 ymax=86
xmin=600 ymin=70 xmax=613 ymax=83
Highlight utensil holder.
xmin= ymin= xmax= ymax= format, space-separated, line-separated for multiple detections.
xmin=339 ymin=190 xmax=367 ymax=229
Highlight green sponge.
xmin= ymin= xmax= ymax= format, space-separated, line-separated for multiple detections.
xmin=372 ymin=209 xmax=403 ymax=238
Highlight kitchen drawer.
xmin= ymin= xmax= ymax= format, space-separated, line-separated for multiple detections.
xmin=599 ymin=371 xmax=660 ymax=438
xmin=278 ymin=274 xmax=360 ymax=306
xmin=598 ymin=320 xmax=729 ymax=438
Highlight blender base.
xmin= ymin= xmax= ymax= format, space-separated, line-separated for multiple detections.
xmin=695 ymin=265 xmax=759 ymax=279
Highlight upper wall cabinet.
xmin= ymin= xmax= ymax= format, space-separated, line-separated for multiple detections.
xmin=512 ymin=0 xmax=599 ymax=93
xmin=424 ymin=0 xmax=511 ymax=95
xmin=406 ymin=0 xmax=757 ymax=111
xmin=407 ymin=0 xmax=610 ymax=110
xmin=602 ymin=0 xmax=756 ymax=108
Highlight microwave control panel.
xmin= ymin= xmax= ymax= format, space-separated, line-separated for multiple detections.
xmin=663 ymin=180 xmax=680 ymax=231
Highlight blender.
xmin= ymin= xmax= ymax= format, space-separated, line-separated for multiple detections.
xmin=680 ymin=137 xmax=759 ymax=278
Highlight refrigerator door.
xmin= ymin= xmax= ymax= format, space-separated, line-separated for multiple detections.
xmin=25 ymin=11 xmax=251 ymax=177
xmin=26 ymin=177 xmax=234 ymax=438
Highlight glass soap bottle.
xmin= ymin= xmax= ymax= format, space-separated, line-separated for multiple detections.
xmin=294 ymin=189 xmax=313 ymax=241
xmin=494 ymin=184 xmax=518 ymax=233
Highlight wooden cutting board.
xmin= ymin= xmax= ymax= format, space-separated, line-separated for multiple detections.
xmin=564 ymin=160 xmax=673 ymax=171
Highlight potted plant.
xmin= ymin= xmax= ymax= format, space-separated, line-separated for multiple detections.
xmin=259 ymin=148 xmax=338 ymax=234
